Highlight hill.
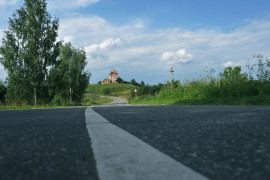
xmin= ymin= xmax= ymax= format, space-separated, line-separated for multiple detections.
xmin=86 ymin=83 xmax=136 ymax=99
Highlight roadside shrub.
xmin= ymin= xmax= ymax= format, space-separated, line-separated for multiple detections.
xmin=51 ymin=93 xmax=68 ymax=106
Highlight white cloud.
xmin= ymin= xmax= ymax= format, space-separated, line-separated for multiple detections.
xmin=0 ymin=0 xmax=19 ymax=6
xmin=222 ymin=61 xmax=243 ymax=67
xmin=160 ymin=49 xmax=193 ymax=65
xmin=99 ymin=38 xmax=121 ymax=50
xmin=47 ymin=0 xmax=99 ymax=9
xmin=84 ymin=38 xmax=121 ymax=58
xmin=58 ymin=16 xmax=144 ymax=47
xmin=0 ymin=29 xmax=3 ymax=41
xmin=63 ymin=35 xmax=74 ymax=43
xmin=0 ymin=63 xmax=6 ymax=80
xmin=0 ymin=64 xmax=4 ymax=71
xmin=222 ymin=61 xmax=235 ymax=67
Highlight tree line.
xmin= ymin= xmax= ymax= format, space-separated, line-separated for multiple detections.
xmin=130 ymin=80 xmax=164 ymax=97
xmin=0 ymin=0 xmax=90 ymax=106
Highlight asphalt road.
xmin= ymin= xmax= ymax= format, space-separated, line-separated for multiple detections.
xmin=0 ymin=107 xmax=98 ymax=180
xmin=1 ymin=105 xmax=270 ymax=180
xmin=93 ymin=105 xmax=270 ymax=180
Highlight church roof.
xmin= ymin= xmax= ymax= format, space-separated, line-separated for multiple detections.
xmin=109 ymin=69 xmax=118 ymax=76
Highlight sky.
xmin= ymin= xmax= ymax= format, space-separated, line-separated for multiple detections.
xmin=1 ymin=0 xmax=270 ymax=84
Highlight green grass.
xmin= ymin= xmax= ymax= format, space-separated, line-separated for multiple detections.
xmin=129 ymin=95 xmax=270 ymax=105
xmin=0 ymin=105 xmax=54 ymax=110
xmin=129 ymin=95 xmax=174 ymax=105
xmin=0 ymin=93 xmax=113 ymax=110
xmin=0 ymin=103 xmax=83 ymax=110
xmin=81 ymin=93 xmax=112 ymax=106
xmin=0 ymin=83 xmax=132 ymax=110
xmin=86 ymin=83 xmax=136 ymax=99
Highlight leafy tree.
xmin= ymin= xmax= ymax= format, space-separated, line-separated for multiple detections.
xmin=70 ymin=47 xmax=91 ymax=103
xmin=131 ymin=78 xmax=140 ymax=86
xmin=221 ymin=66 xmax=248 ymax=97
xmin=133 ymin=81 xmax=164 ymax=96
xmin=222 ymin=66 xmax=243 ymax=83
xmin=48 ymin=42 xmax=91 ymax=104
xmin=0 ymin=0 xmax=60 ymax=104
xmin=116 ymin=77 xmax=124 ymax=83
xmin=140 ymin=81 xmax=145 ymax=87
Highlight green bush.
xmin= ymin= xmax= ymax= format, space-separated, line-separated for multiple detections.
xmin=103 ymin=88 xmax=111 ymax=95
xmin=51 ymin=93 xmax=68 ymax=106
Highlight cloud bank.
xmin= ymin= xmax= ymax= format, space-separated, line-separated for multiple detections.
xmin=56 ymin=15 xmax=270 ymax=84
xmin=47 ymin=0 xmax=99 ymax=9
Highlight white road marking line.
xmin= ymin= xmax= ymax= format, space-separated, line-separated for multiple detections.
xmin=85 ymin=107 xmax=209 ymax=180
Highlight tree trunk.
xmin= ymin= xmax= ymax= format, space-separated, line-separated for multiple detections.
xmin=70 ymin=87 xmax=72 ymax=103
xmin=34 ymin=88 xmax=37 ymax=105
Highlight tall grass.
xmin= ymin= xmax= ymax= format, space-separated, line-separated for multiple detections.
xmin=130 ymin=55 xmax=270 ymax=105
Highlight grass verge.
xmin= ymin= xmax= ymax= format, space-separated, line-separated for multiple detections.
xmin=0 ymin=94 xmax=112 ymax=110
xmin=129 ymin=95 xmax=270 ymax=105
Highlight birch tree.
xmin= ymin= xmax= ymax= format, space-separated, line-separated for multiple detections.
xmin=0 ymin=0 xmax=59 ymax=104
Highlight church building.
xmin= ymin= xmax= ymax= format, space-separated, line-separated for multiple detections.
xmin=101 ymin=69 xmax=119 ymax=84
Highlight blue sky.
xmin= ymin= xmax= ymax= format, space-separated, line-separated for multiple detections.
xmin=79 ymin=0 xmax=270 ymax=31
xmin=1 ymin=0 xmax=270 ymax=84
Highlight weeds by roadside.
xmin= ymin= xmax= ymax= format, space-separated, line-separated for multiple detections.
xmin=129 ymin=55 xmax=270 ymax=105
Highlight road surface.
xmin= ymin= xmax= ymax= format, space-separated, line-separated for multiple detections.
xmin=0 ymin=107 xmax=98 ymax=180
xmin=0 ymin=103 xmax=270 ymax=180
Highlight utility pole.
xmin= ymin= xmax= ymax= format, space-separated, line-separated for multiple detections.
xmin=169 ymin=67 xmax=174 ymax=93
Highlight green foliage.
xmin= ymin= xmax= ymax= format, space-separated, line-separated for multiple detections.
xmin=132 ymin=83 xmax=163 ymax=97
xmin=103 ymin=88 xmax=111 ymax=95
xmin=220 ymin=66 xmax=248 ymax=97
xmin=116 ymin=77 xmax=124 ymax=83
xmin=0 ymin=0 xmax=59 ymax=104
xmin=47 ymin=42 xmax=91 ymax=105
xmin=116 ymin=77 xmax=129 ymax=84
xmin=130 ymin=78 xmax=140 ymax=86
xmin=51 ymin=92 xmax=67 ymax=106
xmin=247 ymin=55 xmax=270 ymax=82
xmin=0 ymin=0 xmax=90 ymax=107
